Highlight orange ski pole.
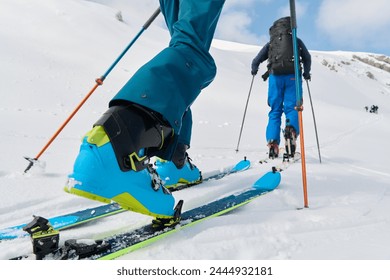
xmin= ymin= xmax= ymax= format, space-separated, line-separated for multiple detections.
xmin=24 ymin=79 xmax=103 ymax=173
xmin=24 ymin=7 xmax=161 ymax=173
xmin=298 ymin=108 xmax=309 ymax=208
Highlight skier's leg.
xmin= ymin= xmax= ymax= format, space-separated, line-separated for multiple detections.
xmin=67 ymin=1 xmax=225 ymax=221
xmin=282 ymin=74 xmax=300 ymax=157
xmin=166 ymin=0 xmax=225 ymax=55
xmin=110 ymin=0 xmax=225 ymax=141
xmin=283 ymin=74 xmax=299 ymax=135
xmin=155 ymin=109 xmax=201 ymax=187
xmin=159 ymin=0 xmax=179 ymax=36
xmin=266 ymin=74 xmax=284 ymax=145
xmin=174 ymin=108 xmax=192 ymax=167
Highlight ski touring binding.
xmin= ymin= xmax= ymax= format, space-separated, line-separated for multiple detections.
xmin=283 ymin=121 xmax=297 ymax=162
xmin=267 ymin=140 xmax=279 ymax=159
xmin=152 ymin=200 xmax=184 ymax=230
xmin=59 ymin=239 xmax=111 ymax=260
xmin=22 ymin=216 xmax=60 ymax=260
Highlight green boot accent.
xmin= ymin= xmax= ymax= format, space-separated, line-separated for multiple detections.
xmin=152 ymin=200 xmax=183 ymax=230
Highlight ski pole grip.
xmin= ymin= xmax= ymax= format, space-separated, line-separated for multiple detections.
xmin=143 ymin=7 xmax=161 ymax=29
xmin=289 ymin=0 xmax=297 ymax=29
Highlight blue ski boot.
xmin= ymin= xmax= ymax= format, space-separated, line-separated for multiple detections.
xmin=65 ymin=104 xmax=179 ymax=219
xmin=154 ymin=143 xmax=202 ymax=188
xmin=155 ymin=157 xmax=202 ymax=188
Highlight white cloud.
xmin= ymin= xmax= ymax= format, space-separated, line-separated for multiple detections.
xmin=215 ymin=0 xmax=270 ymax=44
xmin=222 ymin=0 xmax=271 ymax=10
xmin=317 ymin=0 xmax=390 ymax=52
xmin=216 ymin=10 xmax=262 ymax=44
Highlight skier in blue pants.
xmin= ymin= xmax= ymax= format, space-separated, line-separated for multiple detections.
xmin=266 ymin=73 xmax=301 ymax=145
xmin=251 ymin=16 xmax=311 ymax=158
xmin=66 ymin=0 xmax=225 ymax=228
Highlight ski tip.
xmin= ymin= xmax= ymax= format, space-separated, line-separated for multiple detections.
xmin=253 ymin=171 xmax=281 ymax=191
xmin=231 ymin=159 xmax=251 ymax=172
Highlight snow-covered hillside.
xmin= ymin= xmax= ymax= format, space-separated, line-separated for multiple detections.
xmin=1 ymin=0 xmax=390 ymax=272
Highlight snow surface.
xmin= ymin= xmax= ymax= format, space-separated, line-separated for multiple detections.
xmin=1 ymin=0 xmax=390 ymax=265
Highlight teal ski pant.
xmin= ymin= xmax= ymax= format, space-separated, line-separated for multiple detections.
xmin=110 ymin=0 xmax=225 ymax=151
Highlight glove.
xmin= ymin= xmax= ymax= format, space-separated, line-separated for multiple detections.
xmin=261 ymin=71 xmax=269 ymax=81
xmin=303 ymin=72 xmax=311 ymax=81
xmin=251 ymin=69 xmax=258 ymax=76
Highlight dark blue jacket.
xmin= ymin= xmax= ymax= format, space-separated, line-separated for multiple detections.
xmin=251 ymin=38 xmax=311 ymax=76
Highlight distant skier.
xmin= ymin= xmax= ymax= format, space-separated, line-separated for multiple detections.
xmin=65 ymin=0 xmax=225 ymax=228
xmin=251 ymin=16 xmax=311 ymax=159
xmin=369 ymin=105 xmax=378 ymax=114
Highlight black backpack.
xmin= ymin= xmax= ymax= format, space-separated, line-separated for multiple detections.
xmin=268 ymin=17 xmax=295 ymax=75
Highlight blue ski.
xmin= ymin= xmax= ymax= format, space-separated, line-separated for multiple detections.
xmin=42 ymin=168 xmax=280 ymax=260
xmin=0 ymin=158 xmax=250 ymax=241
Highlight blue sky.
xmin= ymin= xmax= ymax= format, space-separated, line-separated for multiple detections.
xmin=216 ymin=0 xmax=390 ymax=56
xmin=93 ymin=0 xmax=390 ymax=56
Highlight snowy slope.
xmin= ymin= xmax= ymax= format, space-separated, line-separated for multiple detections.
xmin=1 ymin=0 xmax=390 ymax=262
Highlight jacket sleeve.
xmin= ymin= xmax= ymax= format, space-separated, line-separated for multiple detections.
xmin=298 ymin=38 xmax=311 ymax=75
xmin=251 ymin=42 xmax=269 ymax=72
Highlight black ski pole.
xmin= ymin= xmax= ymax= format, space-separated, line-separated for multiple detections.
xmin=24 ymin=7 xmax=161 ymax=173
xmin=305 ymin=80 xmax=322 ymax=163
xmin=235 ymin=75 xmax=255 ymax=152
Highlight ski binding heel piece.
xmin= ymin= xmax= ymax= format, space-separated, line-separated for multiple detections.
xmin=60 ymin=239 xmax=111 ymax=260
